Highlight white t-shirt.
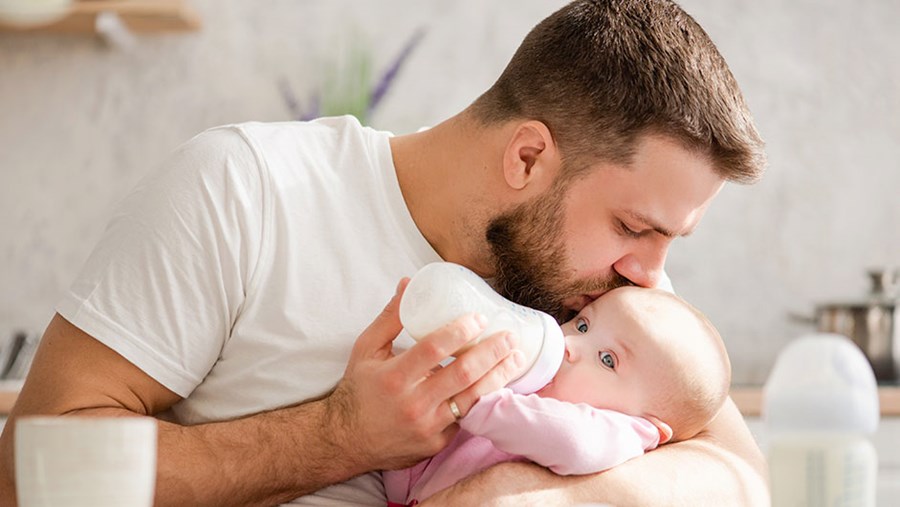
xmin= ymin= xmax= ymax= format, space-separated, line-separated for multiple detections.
xmin=57 ymin=116 xmax=441 ymax=506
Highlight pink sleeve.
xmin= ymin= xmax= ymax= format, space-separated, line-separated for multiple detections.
xmin=459 ymin=388 xmax=660 ymax=475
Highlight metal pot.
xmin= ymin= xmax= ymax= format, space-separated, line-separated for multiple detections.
xmin=811 ymin=269 xmax=899 ymax=383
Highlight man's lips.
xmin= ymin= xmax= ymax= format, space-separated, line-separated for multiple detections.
xmin=564 ymin=291 xmax=606 ymax=311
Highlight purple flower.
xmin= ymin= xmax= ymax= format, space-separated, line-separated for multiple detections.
xmin=367 ymin=28 xmax=427 ymax=119
xmin=280 ymin=28 xmax=426 ymax=124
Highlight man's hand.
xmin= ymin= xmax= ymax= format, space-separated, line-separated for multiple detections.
xmin=324 ymin=278 xmax=526 ymax=472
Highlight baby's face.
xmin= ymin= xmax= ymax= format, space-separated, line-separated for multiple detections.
xmin=536 ymin=287 xmax=673 ymax=417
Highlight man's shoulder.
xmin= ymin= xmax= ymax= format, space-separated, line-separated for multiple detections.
xmin=224 ymin=115 xmax=385 ymax=150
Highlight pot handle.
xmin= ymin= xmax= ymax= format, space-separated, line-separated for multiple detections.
xmin=868 ymin=268 xmax=899 ymax=298
xmin=788 ymin=312 xmax=817 ymax=326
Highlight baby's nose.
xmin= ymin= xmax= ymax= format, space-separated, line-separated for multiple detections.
xmin=564 ymin=342 xmax=578 ymax=362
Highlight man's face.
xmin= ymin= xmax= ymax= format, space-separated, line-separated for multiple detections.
xmin=487 ymin=134 xmax=724 ymax=322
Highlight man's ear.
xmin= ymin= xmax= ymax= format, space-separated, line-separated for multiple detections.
xmin=502 ymin=120 xmax=559 ymax=191
xmin=646 ymin=416 xmax=674 ymax=445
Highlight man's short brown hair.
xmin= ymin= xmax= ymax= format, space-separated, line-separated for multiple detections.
xmin=470 ymin=0 xmax=766 ymax=183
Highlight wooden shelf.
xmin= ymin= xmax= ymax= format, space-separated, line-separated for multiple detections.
xmin=731 ymin=385 xmax=900 ymax=417
xmin=0 ymin=0 xmax=201 ymax=34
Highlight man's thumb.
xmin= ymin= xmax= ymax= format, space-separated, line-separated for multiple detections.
xmin=353 ymin=278 xmax=409 ymax=355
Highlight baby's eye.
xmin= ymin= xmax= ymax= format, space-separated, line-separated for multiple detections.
xmin=575 ymin=318 xmax=589 ymax=333
xmin=599 ymin=351 xmax=616 ymax=370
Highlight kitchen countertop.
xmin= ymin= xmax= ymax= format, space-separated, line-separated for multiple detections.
xmin=2 ymin=380 xmax=899 ymax=416
xmin=731 ymin=385 xmax=900 ymax=417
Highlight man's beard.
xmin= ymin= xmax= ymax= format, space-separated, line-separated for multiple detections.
xmin=485 ymin=179 xmax=631 ymax=322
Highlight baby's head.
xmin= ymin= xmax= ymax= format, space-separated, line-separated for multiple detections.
xmin=537 ymin=286 xmax=731 ymax=444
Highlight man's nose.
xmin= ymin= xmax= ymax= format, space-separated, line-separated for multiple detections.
xmin=612 ymin=243 xmax=670 ymax=288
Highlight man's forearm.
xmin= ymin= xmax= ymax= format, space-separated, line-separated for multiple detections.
xmin=3 ymin=401 xmax=363 ymax=507
xmin=151 ymin=399 xmax=360 ymax=507
xmin=434 ymin=434 xmax=768 ymax=506
xmin=426 ymin=399 xmax=770 ymax=507
xmin=0 ymin=314 xmax=369 ymax=507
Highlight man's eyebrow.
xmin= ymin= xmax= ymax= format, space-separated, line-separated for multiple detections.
xmin=623 ymin=210 xmax=692 ymax=238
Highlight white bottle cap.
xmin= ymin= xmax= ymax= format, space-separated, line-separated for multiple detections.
xmin=763 ymin=333 xmax=879 ymax=434
xmin=506 ymin=312 xmax=565 ymax=394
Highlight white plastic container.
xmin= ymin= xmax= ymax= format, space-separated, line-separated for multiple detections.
xmin=399 ymin=262 xmax=565 ymax=394
xmin=763 ymin=333 xmax=880 ymax=507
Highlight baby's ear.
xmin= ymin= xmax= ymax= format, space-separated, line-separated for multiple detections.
xmin=646 ymin=416 xmax=673 ymax=445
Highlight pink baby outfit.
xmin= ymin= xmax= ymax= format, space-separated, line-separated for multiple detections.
xmin=383 ymin=388 xmax=661 ymax=505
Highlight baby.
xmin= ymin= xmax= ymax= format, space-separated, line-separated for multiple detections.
xmin=383 ymin=286 xmax=732 ymax=505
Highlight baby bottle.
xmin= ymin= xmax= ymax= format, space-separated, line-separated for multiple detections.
xmin=763 ymin=333 xmax=879 ymax=507
xmin=399 ymin=262 xmax=565 ymax=394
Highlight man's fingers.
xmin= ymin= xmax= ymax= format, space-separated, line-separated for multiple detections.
xmin=350 ymin=278 xmax=409 ymax=359
xmin=393 ymin=313 xmax=487 ymax=379
xmin=424 ymin=331 xmax=522 ymax=411
xmin=442 ymin=348 xmax=525 ymax=422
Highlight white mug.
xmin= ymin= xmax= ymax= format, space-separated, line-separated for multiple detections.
xmin=15 ymin=416 xmax=157 ymax=507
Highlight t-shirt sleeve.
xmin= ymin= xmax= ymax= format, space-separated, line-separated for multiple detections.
xmin=459 ymin=388 xmax=661 ymax=475
xmin=56 ymin=126 xmax=266 ymax=398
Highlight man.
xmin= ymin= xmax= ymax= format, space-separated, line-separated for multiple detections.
xmin=0 ymin=1 xmax=767 ymax=505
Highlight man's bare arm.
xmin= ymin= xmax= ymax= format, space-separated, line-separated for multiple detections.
xmin=0 ymin=284 xmax=524 ymax=506
xmin=1 ymin=315 xmax=381 ymax=507
xmin=425 ymin=398 xmax=769 ymax=506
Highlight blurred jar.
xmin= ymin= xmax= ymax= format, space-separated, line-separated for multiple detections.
xmin=764 ymin=334 xmax=879 ymax=507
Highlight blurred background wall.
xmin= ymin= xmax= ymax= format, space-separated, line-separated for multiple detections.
xmin=1 ymin=0 xmax=898 ymax=384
